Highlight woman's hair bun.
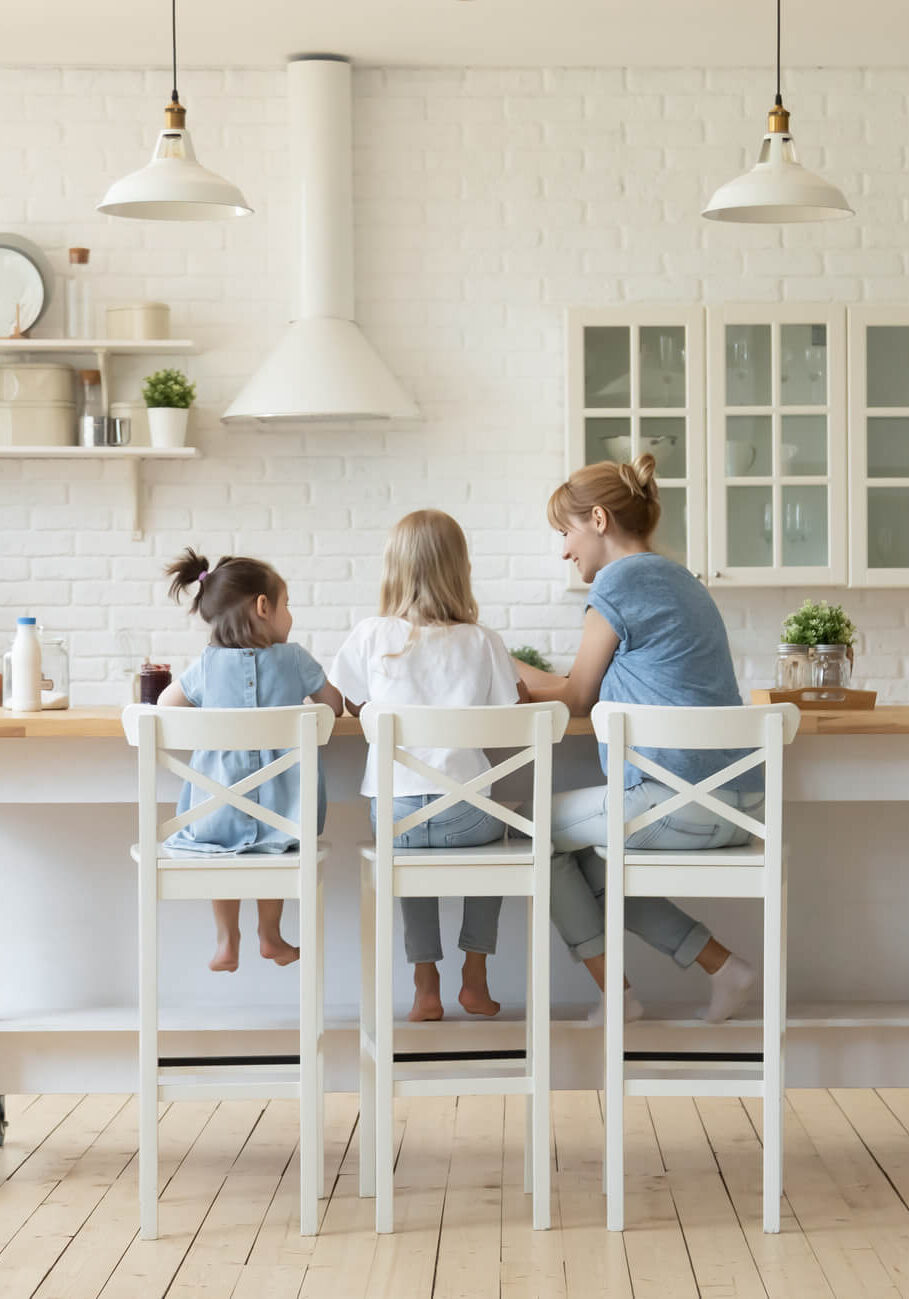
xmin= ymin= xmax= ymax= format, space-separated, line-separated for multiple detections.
xmin=617 ymin=452 xmax=657 ymax=500
xmin=632 ymin=452 xmax=657 ymax=492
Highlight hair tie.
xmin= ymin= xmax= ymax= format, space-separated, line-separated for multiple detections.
xmin=198 ymin=570 xmax=209 ymax=584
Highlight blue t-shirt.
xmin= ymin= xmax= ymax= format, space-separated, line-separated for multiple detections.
xmin=587 ymin=553 xmax=760 ymax=792
xmin=165 ymin=642 xmax=328 ymax=854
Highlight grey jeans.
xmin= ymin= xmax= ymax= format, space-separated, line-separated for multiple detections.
xmin=369 ymin=796 xmax=505 ymax=964
xmin=550 ymin=780 xmax=764 ymax=966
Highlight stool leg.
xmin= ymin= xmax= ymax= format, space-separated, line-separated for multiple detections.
xmin=524 ymin=896 xmax=533 ymax=1196
xmin=374 ymin=862 xmax=395 ymax=1233
xmin=763 ymin=869 xmax=785 ymax=1233
xmin=605 ymin=857 xmax=624 ymax=1231
xmin=300 ymin=863 xmax=319 ymax=1236
xmin=316 ymin=870 xmax=325 ymax=1201
xmin=531 ymin=892 xmax=551 ymax=1230
xmin=358 ymin=856 xmax=376 ymax=1199
xmin=138 ymin=882 xmax=158 ymax=1239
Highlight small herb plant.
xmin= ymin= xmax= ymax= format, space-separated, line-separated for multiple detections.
xmin=142 ymin=368 xmax=196 ymax=409
xmin=511 ymin=645 xmax=554 ymax=672
xmin=781 ymin=599 xmax=856 ymax=647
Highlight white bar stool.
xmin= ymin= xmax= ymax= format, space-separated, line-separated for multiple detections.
xmin=123 ymin=702 xmax=335 ymax=1240
xmin=358 ymin=701 xmax=569 ymax=1233
xmin=591 ymin=701 xmax=799 ymax=1234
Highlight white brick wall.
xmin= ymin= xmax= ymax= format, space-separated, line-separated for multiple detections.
xmin=0 ymin=63 xmax=907 ymax=702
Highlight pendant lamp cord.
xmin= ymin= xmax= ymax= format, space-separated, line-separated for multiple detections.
xmin=171 ymin=0 xmax=179 ymax=105
xmin=775 ymin=0 xmax=782 ymax=106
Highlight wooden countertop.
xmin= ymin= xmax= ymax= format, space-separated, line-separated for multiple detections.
xmin=3 ymin=705 xmax=909 ymax=739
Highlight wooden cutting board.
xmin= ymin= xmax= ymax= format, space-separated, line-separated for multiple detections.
xmin=750 ymin=687 xmax=877 ymax=710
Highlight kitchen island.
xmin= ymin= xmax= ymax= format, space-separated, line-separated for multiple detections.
xmin=2 ymin=705 xmax=908 ymax=1091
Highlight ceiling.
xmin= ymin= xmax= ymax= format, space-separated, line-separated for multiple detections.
xmin=4 ymin=1 xmax=907 ymax=69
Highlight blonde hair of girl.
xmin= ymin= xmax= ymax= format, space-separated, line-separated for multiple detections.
xmin=379 ymin=509 xmax=478 ymax=627
xmin=547 ymin=453 xmax=661 ymax=539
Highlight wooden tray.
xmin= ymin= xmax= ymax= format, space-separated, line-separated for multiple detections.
xmin=751 ymin=687 xmax=877 ymax=710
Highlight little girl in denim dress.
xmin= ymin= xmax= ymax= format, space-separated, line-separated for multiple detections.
xmin=158 ymin=548 xmax=342 ymax=973
xmin=330 ymin=510 xmax=525 ymax=1023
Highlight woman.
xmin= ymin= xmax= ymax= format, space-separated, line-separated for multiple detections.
xmin=516 ymin=455 xmax=761 ymax=1023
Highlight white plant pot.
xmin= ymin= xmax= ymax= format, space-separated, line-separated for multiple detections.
xmin=147 ymin=406 xmax=189 ymax=449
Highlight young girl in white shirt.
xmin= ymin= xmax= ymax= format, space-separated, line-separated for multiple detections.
xmin=330 ymin=510 xmax=525 ymax=1022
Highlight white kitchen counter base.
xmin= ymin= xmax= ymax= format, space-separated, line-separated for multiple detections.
xmin=2 ymin=716 xmax=908 ymax=1090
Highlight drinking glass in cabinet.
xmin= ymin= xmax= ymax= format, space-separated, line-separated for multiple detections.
xmin=584 ymin=327 xmax=630 ymax=408
xmin=867 ymin=417 xmax=909 ymax=478
xmin=868 ymin=487 xmax=909 ymax=568
xmin=781 ymin=414 xmax=827 ymax=475
xmin=781 ymin=486 xmax=828 ymax=568
xmin=640 ymin=416 xmax=686 ymax=477
xmin=725 ymin=324 xmax=771 ymax=406
xmin=640 ymin=326 xmax=686 ymax=408
xmin=726 ymin=415 xmax=770 ymax=476
xmin=727 ymin=485 xmax=772 ymax=566
xmin=780 ymin=323 xmax=827 ymax=405
xmin=656 ymin=487 xmax=687 ymax=566
xmin=585 ymin=417 xmax=631 ymax=466
xmin=867 ymin=327 xmax=909 ymax=407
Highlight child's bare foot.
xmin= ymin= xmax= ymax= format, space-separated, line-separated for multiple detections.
xmin=459 ymin=952 xmax=500 ymax=1017
xmin=259 ymin=935 xmax=300 ymax=966
xmin=409 ymin=962 xmax=444 ymax=1022
xmin=209 ymin=940 xmax=239 ymax=973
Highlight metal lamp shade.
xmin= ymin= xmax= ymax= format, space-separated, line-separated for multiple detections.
xmin=97 ymin=127 xmax=252 ymax=221
xmin=702 ymin=131 xmax=853 ymax=223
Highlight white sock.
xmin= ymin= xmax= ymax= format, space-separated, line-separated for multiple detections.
xmin=587 ymin=987 xmax=644 ymax=1024
xmin=699 ymin=954 xmax=755 ymax=1023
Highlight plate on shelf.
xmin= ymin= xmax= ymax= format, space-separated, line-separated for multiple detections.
xmin=0 ymin=234 xmax=53 ymax=337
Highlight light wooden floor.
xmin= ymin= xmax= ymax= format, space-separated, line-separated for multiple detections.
xmin=4 ymin=1089 xmax=909 ymax=1297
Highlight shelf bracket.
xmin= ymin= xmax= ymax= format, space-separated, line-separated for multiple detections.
xmin=127 ymin=458 xmax=143 ymax=540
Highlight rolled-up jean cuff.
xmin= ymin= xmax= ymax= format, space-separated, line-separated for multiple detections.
xmin=672 ymin=920 xmax=712 ymax=969
xmin=570 ymin=933 xmax=607 ymax=963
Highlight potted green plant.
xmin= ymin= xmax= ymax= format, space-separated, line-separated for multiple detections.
xmin=511 ymin=645 xmax=554 ymax=672
xmin=142 ymin=368 xmax=196 ymax=449
xmin=780 ymin=599 xmax=857 ymax=685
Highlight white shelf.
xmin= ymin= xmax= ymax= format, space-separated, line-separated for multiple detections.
xmin=0 ymin=338 xmax=194 ymax=354
xmin=0 ymin=446 xmax=198 ymax=458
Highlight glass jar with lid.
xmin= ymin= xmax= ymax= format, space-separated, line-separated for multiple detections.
xmin=812 ymin=643 xmax=851 ymax=690
xmin=774 ymin=643 xmax=811 ymax=690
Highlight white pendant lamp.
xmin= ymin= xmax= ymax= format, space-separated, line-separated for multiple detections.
xmin=702 ymin=0 xmax=852 ymax=223
xmin=97 ymin=0 xmax=252 ymax=221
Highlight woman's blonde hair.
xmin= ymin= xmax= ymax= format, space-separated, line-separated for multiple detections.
xmin=379 ymin=509 xmax=478 ymax=626
xmin=547 ymin=454 xmax=661 ymax=539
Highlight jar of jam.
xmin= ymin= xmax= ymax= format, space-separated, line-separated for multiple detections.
xmin=139 ymin=662 xmax=172 ymax=704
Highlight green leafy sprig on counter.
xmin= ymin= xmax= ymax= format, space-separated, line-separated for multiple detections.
xmin=511 ymin=645 xmax=554 ymax=672
xmin=142 ymin=368 xmax=196 ymax=409
xmin=780 ymin=599 xmax=856 ymax=647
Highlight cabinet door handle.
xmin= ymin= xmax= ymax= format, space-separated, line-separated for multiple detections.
xmin=712 ymin=570 xmax=721 ymax=579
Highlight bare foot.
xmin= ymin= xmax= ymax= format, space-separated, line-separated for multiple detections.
xmin=409 ymin=963 xmax=444 ymax=1022
xmin=459 ymin=955 xmax=501 ymax=1017
xmin=209 ymin=941 xmax=239 ymax=973
xmin=259 ymin=935 xmax=300 ymax=966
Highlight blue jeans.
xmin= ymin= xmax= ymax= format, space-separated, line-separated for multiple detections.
xmin=369 ymin=796 xmax=506 ymax=964
xmin=549 ymin=780 xmax=765 ymax=966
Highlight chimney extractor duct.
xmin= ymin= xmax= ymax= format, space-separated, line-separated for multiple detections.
xmin=222 ymin=55 xmax=418 ymax=422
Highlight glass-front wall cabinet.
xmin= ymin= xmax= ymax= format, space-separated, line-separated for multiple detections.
xmin=706 ymin=305 xmax=847 ymax=586
xmin=848 ymin=307 xmax=909 ymax=586
xmin=566 ymin=307 xmax=705 ymax=589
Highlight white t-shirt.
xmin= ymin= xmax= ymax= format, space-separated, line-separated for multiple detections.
xmin=329 ymin=617 xmax=521 ymax=797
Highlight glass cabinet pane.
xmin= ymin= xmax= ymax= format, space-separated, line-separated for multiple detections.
xmin=725 ymin=415 xmax=770 ymax=476
xmin=656 ymin=487 xmax=687 ymax=566
xmin=868 ymin=487 xmax=909 ymax=567
xmin=867 ymin=327 xmax=909 ymax=407
xmin=781 ymin=415 xmax=827 ymax=475
xmin=725 ymin=324 xmax=771 ymax=406
xmin=641 ymin=416 xmax=686 ymax=477
xmin=867 ymin=417 xmax=909 ymax=477
xmin=640 ymin=326 xmax=686 ymax=408
xmin=585 ymin=416 xmax=631 ymax=466
xmin=727 ymin=486 xmax=772 ymax=566
xmin=780 ymin=324 xmax=827 ymax=405
xmin=584 ymin=327 xmax=630 ymax=408
xmin=781 ymin=486 xmax=828 ymax=567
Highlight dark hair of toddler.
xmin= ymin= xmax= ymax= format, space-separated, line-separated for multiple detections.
xmin=165 ymin=547 xmax=285 ymax=650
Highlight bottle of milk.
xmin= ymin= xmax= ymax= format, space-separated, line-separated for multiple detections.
xmin=10 ymin=617 xmax=42 ymax=711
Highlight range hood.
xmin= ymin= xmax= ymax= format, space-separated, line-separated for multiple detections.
xmin=222 ymin=55 xmax=418 ymax=423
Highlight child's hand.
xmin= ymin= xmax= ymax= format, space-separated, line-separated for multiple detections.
xmin=516 ymin=678 xmax=531 ymax=704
